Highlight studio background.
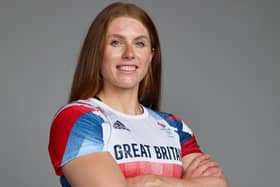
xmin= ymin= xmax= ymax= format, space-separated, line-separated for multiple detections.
xmin=0 ymin=0 xmax=279 ymax=186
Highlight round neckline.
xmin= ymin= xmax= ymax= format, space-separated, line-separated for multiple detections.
xmin=89 ymin=98 xmax=148 ymax=119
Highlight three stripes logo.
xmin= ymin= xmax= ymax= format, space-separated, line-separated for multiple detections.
xmin=113 ymin=120 xmax=131 ymax=131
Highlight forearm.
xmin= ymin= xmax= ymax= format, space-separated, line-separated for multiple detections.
xmin=127 ymin=174 xmax=229 ymax=187
xmin=156 ymin=175 xmax=228 ymax=187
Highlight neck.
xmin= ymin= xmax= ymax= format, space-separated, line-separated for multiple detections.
xmin=97 ymin=87 xmax=143 ymax=115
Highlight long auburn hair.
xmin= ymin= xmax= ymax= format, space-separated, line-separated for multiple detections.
xmin=68 ymin=2 xmax=162 ymax=110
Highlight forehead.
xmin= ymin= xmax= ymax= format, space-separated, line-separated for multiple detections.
xmin=106 ymin=16 xmax=149 ymax=37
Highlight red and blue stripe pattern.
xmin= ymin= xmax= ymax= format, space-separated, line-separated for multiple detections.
xmin=48 ymin=105 xmax=104 ymax=176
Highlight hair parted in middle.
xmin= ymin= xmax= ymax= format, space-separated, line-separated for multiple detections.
xmin=68 ymin=2 xmax=162 ymax=110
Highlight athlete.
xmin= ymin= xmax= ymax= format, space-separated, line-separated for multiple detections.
xmin=48 ymin=2 xmax=228 ymax=187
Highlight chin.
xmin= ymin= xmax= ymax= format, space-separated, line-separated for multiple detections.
xmin=115 ymin=82 xmax=140 ymax=90
xmin=119 ymin=85 xmax=138 ymax=90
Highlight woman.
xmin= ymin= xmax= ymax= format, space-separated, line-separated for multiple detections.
xmin=48 ymin=2 xmax=228 ymax=187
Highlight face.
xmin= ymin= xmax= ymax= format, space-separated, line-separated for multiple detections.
xmin=101 ymin=16 xmax=153 ymax=92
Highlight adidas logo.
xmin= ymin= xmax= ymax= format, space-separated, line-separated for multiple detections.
xmin=113 ymin=120 xmax=130 ymax=131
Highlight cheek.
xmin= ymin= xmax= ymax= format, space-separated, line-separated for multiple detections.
xmin=103 ymin=49 xmax=117 ymax=62
xmin=142 ymin=53 xmax=152 ymax=67
xmin=138 ymin=49 xmax=151 ymax=61
xmin=141 ymin=56 xmax=152 ymax=77
xmin=101 ymin=55 xmax=113 ymax=78
xmin=101 ymin=49 xmax=119 ymax=72
xmin=103 ymin=45 xmax=123 ymax=61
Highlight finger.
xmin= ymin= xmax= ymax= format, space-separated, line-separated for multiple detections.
xmin=191 ymin=161 xmax=220 ymax=177
xmin=185 ymin=155 xmax=211 ymax=177
xmin=201 ymin=167 xmax=223 ymax=177
xmin=198 ymin=158 xmax=212 ymax=167
xmin=184 ymin=154 xmax=213 ymax=178
xmin=186 ymin=154 xmax=210 ymax=172
xmin=213 ymin=170 xmax=223 ymax=177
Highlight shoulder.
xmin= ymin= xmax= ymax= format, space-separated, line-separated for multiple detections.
xmin=50 ymin=99 xmax=105 ymax=133
xmin=154 ymin=111 xmax=182 ymax=121
xmin=150 ymin=110 xmax=184 ymax=126
xmin=54 ymin=99 xmax=102 ymax=119
xmin=48 ymin=100 xmax=107 ymax=176
xmin=148 ymin=109 xmax=193 ymax=135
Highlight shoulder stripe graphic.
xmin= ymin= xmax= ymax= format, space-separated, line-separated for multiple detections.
xmin=48 ymin=105 xmax=96 ymax=176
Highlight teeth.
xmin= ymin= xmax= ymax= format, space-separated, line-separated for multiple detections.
xmin=118 ymin=65 xmax=137 ymax=71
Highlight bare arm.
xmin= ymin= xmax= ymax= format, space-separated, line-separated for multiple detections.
xmin=127 ymin=153 xmax=229 ymax=187
xmin=63 ymin=151 xmax=228 ymax=187
xmin=127 ymin=174 xmax=228 ymax=187
xmin=62 ymin=152 xmax=128 ymax=187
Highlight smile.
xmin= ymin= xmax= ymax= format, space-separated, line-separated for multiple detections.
xmin=117 ymin=65 xmax=138 ymax=71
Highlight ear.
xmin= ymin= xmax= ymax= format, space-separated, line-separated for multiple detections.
xmin=149 ymin=48 xmax=155 ymax=63
xmin=149 ymin=54 xmax=153 ymax=63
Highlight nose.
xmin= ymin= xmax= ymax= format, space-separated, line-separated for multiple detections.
xmin=122 ymin=44 xmax=135 ymax=60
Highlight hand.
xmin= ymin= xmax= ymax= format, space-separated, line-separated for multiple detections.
xmin=183 ymin=154 xmax=223 ymax=179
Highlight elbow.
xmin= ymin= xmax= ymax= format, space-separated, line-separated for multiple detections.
xmin=218 ymin=176 xmax=230 ymax=187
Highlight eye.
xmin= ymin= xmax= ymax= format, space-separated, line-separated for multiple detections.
xmin=135 ymin=41 xmax=145 ymax=48
xmin=110 ymin=39 xmax=122 ymax=47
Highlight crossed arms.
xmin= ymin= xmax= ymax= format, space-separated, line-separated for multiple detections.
xmin=62 ymin=152 xmax=229 ymax=187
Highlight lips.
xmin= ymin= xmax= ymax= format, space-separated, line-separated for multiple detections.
xmin=117 ymin=65 xmax=138 ymax=71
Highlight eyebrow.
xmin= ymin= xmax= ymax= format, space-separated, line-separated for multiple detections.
xmin=107 ymin=34 xmax=150 ymax=41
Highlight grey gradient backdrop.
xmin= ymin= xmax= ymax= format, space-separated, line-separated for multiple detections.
xmin=0 ymin=0 xmax=279 ymax=186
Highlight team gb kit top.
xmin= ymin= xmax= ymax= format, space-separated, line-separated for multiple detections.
xmin=48 ymin=98 xmax=202 ymax=187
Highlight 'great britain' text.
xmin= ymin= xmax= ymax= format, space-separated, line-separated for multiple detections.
xmin=113 ymin=143 xmax=181 ymax=161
